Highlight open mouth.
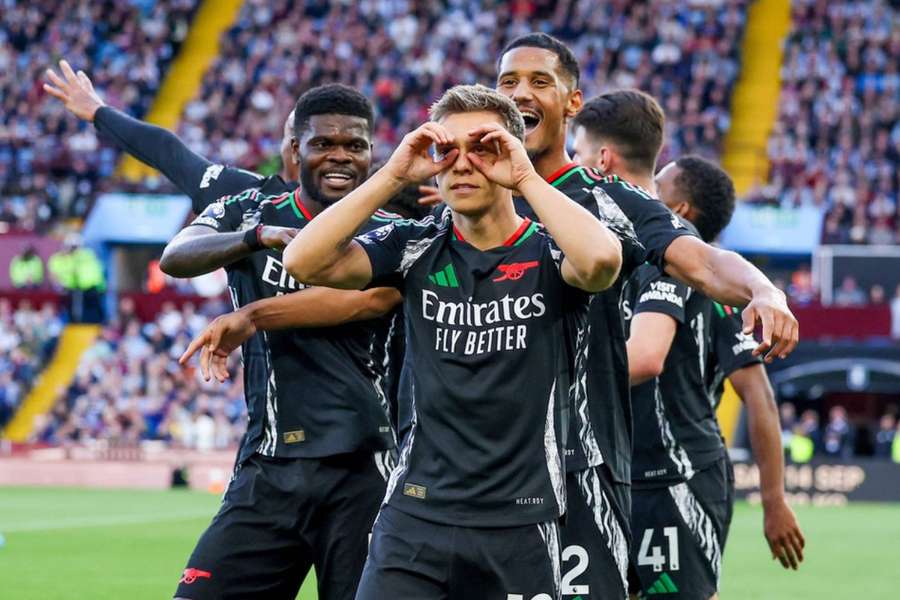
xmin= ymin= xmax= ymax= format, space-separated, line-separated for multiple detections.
xmin=321 ymin=170 xmax=355 ymax=188
xmin=519 ymin=107 xmax=542 ymax=134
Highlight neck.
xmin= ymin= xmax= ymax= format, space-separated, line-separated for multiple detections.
xmin=530 ymin=137 xmax=573 ymax=181
xmin=451 ymin=194 xmax=522 ymax=251
xmin=605 ymin=166 xmax=656 ymax=196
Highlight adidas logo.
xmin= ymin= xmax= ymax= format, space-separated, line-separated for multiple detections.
xmin=428 ymin=263 xmax=459 ymax=288
xmin=644 ymin=573 xmax=678 ymax=595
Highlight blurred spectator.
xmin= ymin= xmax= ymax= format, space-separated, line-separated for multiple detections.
xmin=37 ymin=300 xmax=243 ymax=448
xmin=891 ymin=284 xmax=900 ymax=340
xmin=894 ymin=421 xmax=900 ymax=464
xmin=799 ymin=409 xmax=822 ymax=451
xmin=0 ymin=300 xmax=62 ymax=427
xmin=763 ymin=0 xmax=898 ymax=245
xmin=833 ymin=275 xmax=866 ymax=306
xmin=779 ymin=401 xmax=796 ymax=441
xmin=787 ymin=264 xmax=816 ymax=304
xmin=48 ymin=235 xmax=105 ymax=323
xmin=9 ymin=244 xmax=44 ymax=289
xmin=869 ymin=284 xmax=886 ymax=305
xmin=874 ymin=414 xmax=896 ymax=459
xmin=788 ymin=424 xmax=814 ymax=463
xmin=823 ymin=405 xmax=854 ymax=459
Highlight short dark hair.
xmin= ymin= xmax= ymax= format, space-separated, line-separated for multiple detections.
xmin=573 ymin=90 xmax=665 ymax=173
xmin=499 ymin=32 xmax=580 ymax=88
xmin=673 ymin=156 xmax=736 ymax=242
xmin=292 ymin=84 xmax=374 ymax=138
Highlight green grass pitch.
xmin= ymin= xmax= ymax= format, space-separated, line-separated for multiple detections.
xmin=0 ymin=486 xmax=896 ymax=599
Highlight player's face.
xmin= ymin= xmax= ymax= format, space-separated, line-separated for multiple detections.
xmin=496 ymin=47 xmax=581 ymax=160
xmin=654 ymin=162 xmax=683 ymax=211
xmin=434 ymin=111 xmax=507 ymax=217
xmin=571 ymin=125 xmax=602 ymax=168
xmin=294 ymin=114 xmax=372 ymax=205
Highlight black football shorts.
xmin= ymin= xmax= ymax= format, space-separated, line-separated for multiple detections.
xmin=174 ymin=450 xmax=391 ymax=600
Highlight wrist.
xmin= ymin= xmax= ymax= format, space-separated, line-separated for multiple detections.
xmin=243 ymin=225 xmax=265 ymax=251
xmin=379 ymin=164 xmax=413 ymax=190
xmin=761 ymin=490 xmax=787 ymax=510
xmin=237 ymin=304 xmax=260 ymax=329
xmin=516 ymin=170 xmax=544 ymax=195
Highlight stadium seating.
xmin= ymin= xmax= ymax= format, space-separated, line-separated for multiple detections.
xmin=0 ymin=0 xmax=198 ymax=232
xmin=0 ymin=299 xmax=62 ymax=427
xmin=34 ymin=299 xmax=247 ymax=448
xmin=750 ymin=0 xmax=898 ymax=245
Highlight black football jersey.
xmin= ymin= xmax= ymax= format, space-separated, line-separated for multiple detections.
xmin=623 ymin=263 xmax=725 ymax=488
xmin=358 ymin=205 xmax=588 ymax=527
xmin=706 ymin=302 xmax=763 ymax=408
xmin=516 ymin=164 xmax=696 ymax=483
xmin=189 ymin=182 xmax=400 ymax=464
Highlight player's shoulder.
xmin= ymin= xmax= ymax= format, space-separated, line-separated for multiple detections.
xmin=595 ymin=174 xmax=656 ymax=201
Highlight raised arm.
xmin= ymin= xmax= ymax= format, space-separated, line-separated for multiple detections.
xmin=43 ymin=60 xmax=262 ymax=212
xmin=465 ymin=124 xmax=622 ymax=293
xmin=663 ymin=236 xmax=798 ymax=362
xmin=283 ymin=123 xmax=458 ymax=289
xmin=729 ymin=364 xmax=805 ymax=570
xmin=180 ymin=286 xmax=403 ymax=381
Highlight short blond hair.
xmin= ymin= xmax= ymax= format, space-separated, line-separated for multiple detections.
xmin=429 ymin=84 xmax=525 ymax=142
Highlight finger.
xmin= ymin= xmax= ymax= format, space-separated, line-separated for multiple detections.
xmin=774 ymin=547 xmax=791 ymax=569
xmin=790 ymin=530 xmax=806 ymax=559
xmin=424 ymin=122 xmax=454 ymax=145
xmin=42 ymin=83 xmax=68 ymax=102
xmin=45 ymin=68 xmax=68 ymax=89
xmin=466 ymin=152 xmax=493 ymax=179
xmin=418 ymin=193 xmax=443 ymax=206
xmin=782 ymin=318 xmax=799 ymax=359
xmin=741 ymin=305 xmax=756 ymax=335
xmin=211 ymin=353 xmax=229 ymax=383
xmin=759 ymin=307 xmax=776 ymax=363
xmin=418 ymin=185 xmax=439 ymax=196
xmin=77 ymin=70 xmax=92 ymax=90
xmin=467 ymin=123 xmax=503 ymax=139
xmin=179 ymin=334 xmax=207 ymax=365
xmin=418 ymin=123 xmax=450 ymax=146
xmin=794 ymin=527 xmax=806 ymax=549
xmin=200 ymin=344 xmax=213 ymax=381
xmin=788 ymin=537 xmax=804 ymax=566
xmin=431 ymin=148 xmax=458 ymax=173
xmin=59 ymin=59 xmax=79 ymax=83
xmin=768 ymin=316 xmax=792 ymax=362
xmin=783 ymin=543 xmax=799 ymax=570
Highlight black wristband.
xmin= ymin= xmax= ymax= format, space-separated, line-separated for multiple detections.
xmin=243 ymin=225 xmax=264 ymax=251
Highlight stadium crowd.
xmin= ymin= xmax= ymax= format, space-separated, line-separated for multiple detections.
xmin=0 ymin=299 xmax=62 ymax=427
xmin=753 ymin=0 xmax=899 ymax=245
xmin=780 ymin=402 xmax=900 ymax=462
xmin=178 ymin=0 xmax=747 ymax=170
xmin=0 ymin=0 xmax=198 ymax=232
xmin=3 ymin=0 xmax=747 ymax=230
xmin=33 ymin=298 xmax=247 ymax=449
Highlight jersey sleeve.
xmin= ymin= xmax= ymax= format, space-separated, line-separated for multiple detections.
xmin=356 ymin=214 xmax=439 ymax=286
xmin=711 ymin=302 xmax=763 ymax=375
xmin=601 ymin=181 xmax=697 ymax=270
xmin=94 ymin=107 xmax=263 ymax=214
xmin=185 ymin=191 xmax=250 ymax=233
xmin=631 ymin=264 xmax=689 ymax=324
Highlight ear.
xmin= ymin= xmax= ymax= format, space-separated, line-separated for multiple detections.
xmin=597 ymin=146 xmax=614 ymax=174
xmin=672 ymin=201 xmax=693 ymax=219
xmin=290 ymin=138 xmax=300 ymax=165
xmin=565 ymin=88 xmax=583 ymax=119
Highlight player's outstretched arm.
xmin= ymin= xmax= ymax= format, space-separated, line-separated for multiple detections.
xmin=465 ymin=124 xmax=621 ymax=293
xmin=160 ymin=224 xmax=298 ymax=278
xmin=179 ymin=287 xmax=402 ymax=381
xmin=284 ymin=123 xmax=458 ymax=289
xmin=729 ymin=364 xmax=805 ymax=570
xmin=662 ymin=237 xmax=798 ymax=362
xmin=43 ymin=60 xmax=260 ymax=211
